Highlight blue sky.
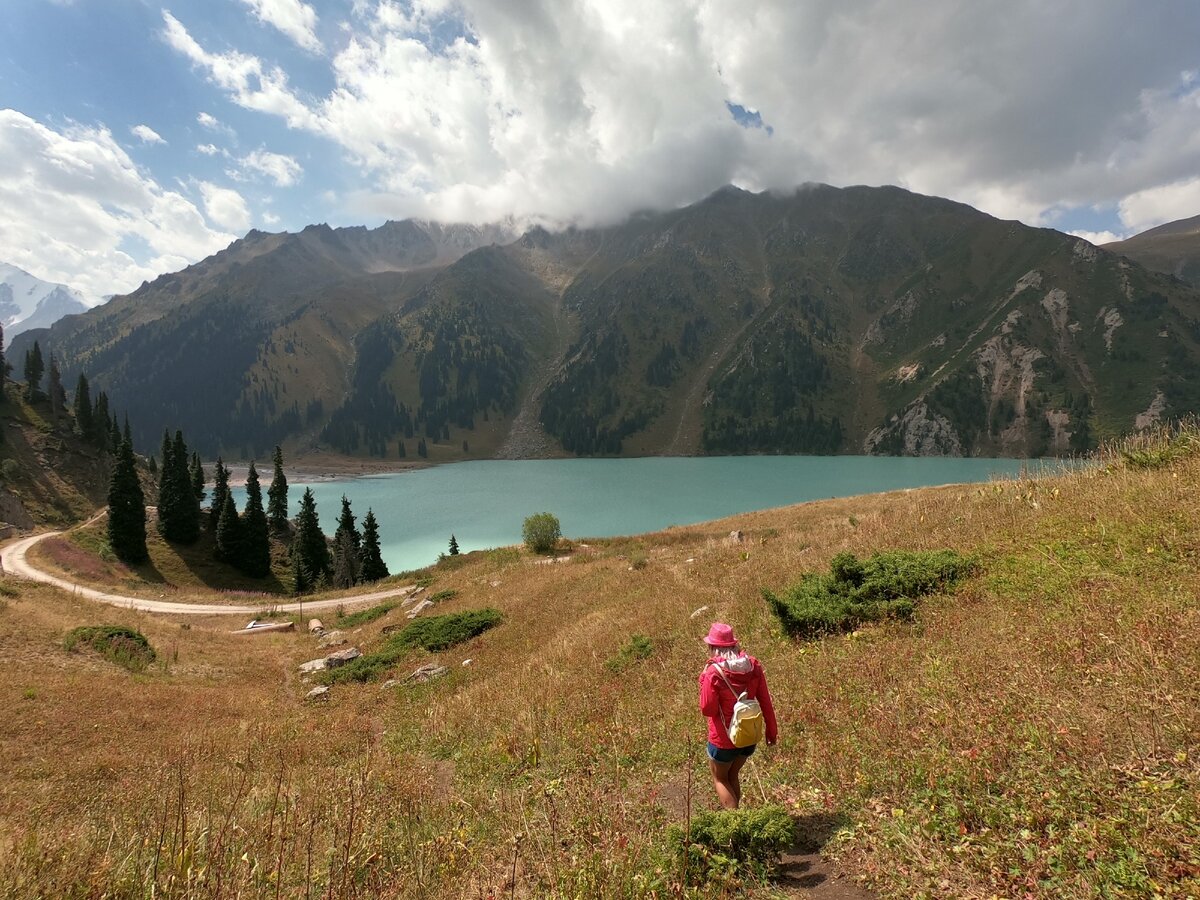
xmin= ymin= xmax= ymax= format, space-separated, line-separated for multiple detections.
xmin=2 ymin=1 xmax=1199 ymax=300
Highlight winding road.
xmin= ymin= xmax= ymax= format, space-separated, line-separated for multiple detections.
xmin=0 ymin=529 xmax=415 ymax=616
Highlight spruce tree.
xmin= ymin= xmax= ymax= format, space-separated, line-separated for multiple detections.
xmin=156 ymin=430 xmax=177 ymax=541
xmin=331 ymin=530 xmax=361 ymax=588
xmin=335 ymin=496 xmax=361 ymax=557
xmin=92 ymin=392 xmax=110 ymax=446
xmin=0 ymin=321 xmax=5 ymax=399
xmin=74 ymin=374 xmax=92 ymax=436
xmin=109 ymin=415 xmax=121 ymax=454
xmin=360 ymin=509 xmax=389 ymax=582
xmin=23 ymin=341 xmax=44 ymax=401
xmin=448 ymin=533 xmax=460 ymax=556
xmin=47 ymin=356 xmax=64 ymax=422
xmin=290 ymin=547 xmax=311 ymax=595
xmin=189 ymin=452 xmax=206 ymax=503
xmin=215 ymin=492 xmax=242 ymax=564
xmin=290 ymin=487 xmax=329 ymax=589
xmin=266 ymin=445 xmax=288 ymax=531
xmin=240 ymin=461 xmax=271 ymax=577
xmin=211 ymin=457 xmax=229 ymax=527
xmin=397 ymin=440 xmax=406 ymax=458
xmin=107 ymin=435 xmax=147 ymax=564
xmin=172 ymin=431 xmax=200 ymax=543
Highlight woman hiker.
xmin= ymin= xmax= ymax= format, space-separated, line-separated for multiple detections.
xmin=698 ymin=622 xmax=778 ymax=810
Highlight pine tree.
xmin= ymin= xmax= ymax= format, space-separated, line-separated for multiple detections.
xmin=397 ymin=440 xmax=406 ymax=458
xmin=108 ymin=415 xmax=121 ymax=454
xmin=267 ymin=445 xmax=288 ymax=531
xmin=148 ymin=455 xmax=157 ymax=476
xmin=156 ymin=430 xmax=177 ymax=541
xmin=23 ymin=341 xmax=44 ymax=401
xmin=289 ymin=487 xmax=329 ymax=591
xmin=173 ymin=431 xmax=200 ymax=543
xmin=215 ymin=492 xmax=242 ymax=564
xmin=92 ymin=392 xmax=110 ymax=446
xmin=360 ymin=509 xmax=389 ymax=582
xmin=73 ymin=374 xmax=92 ymax=436
xmin=290 ymin=547 xmax=311 ymax=595
xmin=417 ymin=437 xmax=428 ymax=458
xmin=240 ymin=461 xmax=271 ymax=577
xmin=448 ymin=533 xmax=460 ymax=556
xmin=47 ymin=356 xmax=64 ymax=422
xmin=107 ymin=435 xmax=147 ymax=564
xmin=335 ymin=496 xmax=361 ymax=557
xmin=210 ymin=457 xmax=229 ymax=528
xmin=0 ymin=322 xmax=5 ymax=399
xmin=331 ymin=530 xmax=361 ymax=588
xmin=189 ymin=452 xmax=206 ymax=503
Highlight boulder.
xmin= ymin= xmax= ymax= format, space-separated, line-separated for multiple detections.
xmin=324 ymin=647 xmax=362 ymax=669
xmin=690 ymin=605 xmax=709 ymax=619
xmin=298 ymin=658 xmax=328 ymax=675
xmin=308 ymin=619 xmax=324 ymax=634
xmin=729 ymin=530 xmax=744 ymax=544
xmin=317 ymin=630 xmax=348 ymax=649
xmin=461 ymin=658 xmax=474 ymax=667
xmin=406 ymin=599 xmax=434 ymax=619
xmin=408 ymin=663 xmax=449 ymax=683
xmin=305 ymin=685 xmax=330 ymax=702
xmin=380 ymin=679 xmax=399 ymax=689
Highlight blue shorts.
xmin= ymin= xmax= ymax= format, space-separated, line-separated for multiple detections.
xmin=706 ymin=742 xmax=756 ymax=763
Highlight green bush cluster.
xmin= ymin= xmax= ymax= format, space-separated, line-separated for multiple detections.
xmin=428 ymin=589 xmax=459 ymax=604
xmin=764 ymin=549 xmax=973 ymax=637
xmin=522 ymin=512 xmax=561 ymax=554
xmin=63 ymin=625 xmax=156 ymax=672
xmin=1120 ymin=432 xmax=1197 ymax=469
xmin=605 ymin=633 xmax=653 ymax=673
xmin=335 ymin=599 xmax=401 ymax=629
xmin=320 ymin=609 xmax=502 ymax=685
xmin=668 ymin=805 xmax=795 ymax=883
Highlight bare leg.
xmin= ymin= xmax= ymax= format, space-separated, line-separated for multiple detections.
xmin=709 ymin=757 xmax=739 ymax=810
xmin=728 ymin=755 xmax=749 ymax=807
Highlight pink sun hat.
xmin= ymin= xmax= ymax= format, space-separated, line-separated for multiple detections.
xmin=703 ymin=622 xmax=738 ymax=647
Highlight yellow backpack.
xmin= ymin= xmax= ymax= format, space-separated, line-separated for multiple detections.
xmin=710 ymin=663 xmax=765 ymax=748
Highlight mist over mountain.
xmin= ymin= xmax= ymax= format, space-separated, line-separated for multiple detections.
xmin=16 ymin=186 xmax=1200 ymax=460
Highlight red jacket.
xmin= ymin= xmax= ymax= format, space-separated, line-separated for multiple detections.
xmin=698 ymin=654 xmax=778 ymax=749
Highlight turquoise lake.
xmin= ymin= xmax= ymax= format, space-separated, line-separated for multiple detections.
xmin=237 ymin=456 xmax=1058 ymax=574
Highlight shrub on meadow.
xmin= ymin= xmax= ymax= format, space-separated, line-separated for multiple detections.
xmin=522 ymin=512 xmax=561 ymax=554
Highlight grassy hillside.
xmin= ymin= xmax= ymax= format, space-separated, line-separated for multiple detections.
xmin=0 ymin=430 xmax=1196 ymax=897
xmin=1106 ymin=215 xmax=1200 ymax=287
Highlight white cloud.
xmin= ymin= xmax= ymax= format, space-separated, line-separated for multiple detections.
xmin=197 ymin=142 xmax=222 ymax=155
xmin=237 ymin=148 xmax=303 ymax=186
xmin=131 ymin=124 xmax=166 ymax=145
xmin=163 ymin=1 xmax=1200 ymax=232
xmin=196 ymin=111 xmax=235 ymax=138
xmin=163 ymin=11 xmax=318 ymax=130
xmin=1117 ymin=176 xmax=1200 ymax=234
xmin=1070 ymin=229 xmax=1126 ymax=246
xmin=0 ymin=109 xmax=235 ymax=299
xmin=198 ymin=181 xmax=252 ymax=232
xmin=262 ymin=210 xmax=281 ymax=226
xmin=239 ymin=0 xmax=322 ymax=54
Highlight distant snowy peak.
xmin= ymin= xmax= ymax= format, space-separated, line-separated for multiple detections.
xmin=0 ymin=262 xmax=91 ymax=342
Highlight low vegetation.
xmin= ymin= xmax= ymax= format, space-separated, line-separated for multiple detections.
xmin=763 ymin=548 xmax=973 ymax=636
xmin=670 ymin=805 xmax=795 ymax=883
xmin=2 ymin=426 xmax=1199 ymax=898
xmin=522 ymin=511 xmax=561 ymax=553
xmin=62 ymin=625 xmax=156 ymax=672
xmin=319 ymin=609 xmax=503 ymax=685
xmin=605 ymin=633 xmax=654 ymax=673
xmin=334 ymin=598 xmax=401 ymax=628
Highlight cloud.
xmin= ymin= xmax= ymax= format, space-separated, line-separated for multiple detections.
xmin=197 ymin=142 xmax=222 ymax=155
xmin=131 ymin=124 xmax=166 ymax=145
xmin=1070 ymin=229 xmax=1126 ymax=246
xmin=196 ymin=111 xmax=235 ymax=137
xmin=236 ymin=148 xmax=303 ymax=186
xmin=163 ymin=11 xmax=318 ymax=130
xmin=1117 ymin=176 xmax=1200 ymax=234
xmin=0 ymin=109 xmax=235 ymax=299
xmin=162 ymin=1 xmax=1200 ymax=232
xmin=198 ymin=181 xmax=252 ymax=232
xmin=238 ymin=0 xmax=322 ymax=54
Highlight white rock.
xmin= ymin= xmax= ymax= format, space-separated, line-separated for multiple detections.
xmin=298 ymin=658 xmax=328 ymax=675
xmin=690 ymin=605 xmax=709 ymax=619
xmin=728 ymin=530 xmax=744 ymax=544
xmin=317 ymin=630 xmax=347 ymax=649
xmin=324 ymin=647 xmax=362 ymax=669
xmin=408 ymin=663 xmax=449 ymax=683
xmin=461 ymin=658 xmax=473 ymax=666
xmin=406 ymin=599 xmax=434 ymax=619
xmin=305 ymin=685 xmax=330 ymax=701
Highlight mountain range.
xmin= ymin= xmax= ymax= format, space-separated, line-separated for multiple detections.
xmin=1104 ymin=216 xmax=1200 ymax=287
xmin=0 ymin=263 xmax=90 ymax=345
xmin=14 ymin=186 xmax=1200 ymax=459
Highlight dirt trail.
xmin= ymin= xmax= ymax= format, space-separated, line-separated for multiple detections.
xmin=0 ymin=529 xmax=415 ymax=616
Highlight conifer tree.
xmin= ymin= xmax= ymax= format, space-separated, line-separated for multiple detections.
xmin=173 ymin=431 xmax=200 ymax=542
xmin=331 ymin=530 xmax=361 ymax=588
xmin=240 ymin=461 xmax=271 ymax=577
xmin=0 ymin=322 xmax=5 ymax=399
xmin=189 ymin=452 xmax=206 ymax=503
xmin=360 ymin=509 xmax=389 ymax=582
xmin=215 ymin=492 xmax=242 ymax=564
xmin=107 ymin=435 xmax=147 ymax=564
xmin=397 ymin=440 xmax=406 ymax=458
xmin=108 ymin=416 xmax=121 ymax=454
xmin=448 ymin=533 xmax=460 ymax=556
xmin=74 ymin=374 xmax=92 ymax=436
xmin=47 ymin=356 xmax=64 ymax=421
xmin=148 ymin=455 xmax=157 ymax=476
xmin=290 ymin=547 xmax=311 ymax=595
xmin=267 ymin=445 xmax=288 ymax=531
xmin=23 ymin=341 xmax=44 ymax=401
xmin=122 ymin=415 xmax=132 ymax=446
xmin=417 ymin=437 xmax=428 ymax=458
xmin=289 ymin=487 xmax=329 ymax=590
xmin=156 ymin=430 xmax=176 ymax=540
xmin=210 ymin=457 xmax=229 ymax=527
xmin=335 ymin=496 xmax=361 ymax=557
xmin=92 ymin=392 xmax=110 ymax=446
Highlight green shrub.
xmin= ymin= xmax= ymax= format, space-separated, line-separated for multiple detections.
xmin=320 ymin=609 xmax=502 ymax=685
xmin=428 ymin=589 xmax=459 ymax=604
xmin=336 ymin=599 xmax=401 ymax=628
xmin=63 ymin=625 xmax=156 ymax=672
xmin=668 ymin=805 xmax=795 ymax=883
xmin=522 ymin=512 xmax=561 ymax=554
xmin=764 ymin=549 xmax=973 ymax=637
xmin=1119 ymin=433 xmax=1196 ymax=469
xmin=605 ymin=633 xmax=653 ymax=673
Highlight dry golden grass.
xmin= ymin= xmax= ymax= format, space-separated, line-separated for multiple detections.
xmin=0 ymin=432 xmax=1197 ymax=898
